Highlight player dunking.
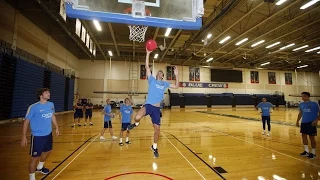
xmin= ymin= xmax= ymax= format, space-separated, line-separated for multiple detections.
xmin=127 ymin=48 xmax=179 ymax=157
xmin=256 ymin=98 xmax=275 ymax=136
xmin=296 ymin=92 xmax=319 ymax=159
xmin=21 ymin=88 xmax=59 ymax=180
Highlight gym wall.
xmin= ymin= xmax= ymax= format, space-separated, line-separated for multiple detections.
xmin=78 ymin=60 xmax=320 ymax=105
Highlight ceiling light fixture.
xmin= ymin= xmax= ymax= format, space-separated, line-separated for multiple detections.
xmin=266 ymin=42 xmax=281 ymax=49
xmin=235 ymin=38 xmax=248 ymax=46
xmin=251 ymin=40 xmax=265 ymax=47
xmin=219 ymin=36 xmax=231 ymax=44
xmin=93 ymin=20 xmax=102 ymax=31
xmin=292 ymin=45 xmax=309 ymax=51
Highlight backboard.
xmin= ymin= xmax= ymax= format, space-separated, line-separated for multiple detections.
xmin=65 ymin=0 xmax=204 ymax=30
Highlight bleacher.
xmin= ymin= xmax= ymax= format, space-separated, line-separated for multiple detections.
xmin=0 ymin=52 xmax=75 ymax=120
xmin=169 ymin=93 xmax=285 ymax=108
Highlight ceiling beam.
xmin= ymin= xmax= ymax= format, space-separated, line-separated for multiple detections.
xmin=195 ymin=1 xmax=264 ymax=55
xmin=34 ymin=0 xmax=93 ymax=60
xmin=81 ymin=20 xmax=108 ymax=60
xmin=175 ymin=0 xmax=242 ymax=59
xmin=153 ymin=28 xmax=159 ymax=40
xmin=107 ymin=23 xmax=120 ymax=56
xmin=199 ymin=0 xmax=301 ymax=64
xmin=159 ymin=30 xmax=181 ymax=63
xmin=220 ymin=4 xmax=320 ymax=63
xmin=225 ymin=17 xmax=320 ymax=64
xmin=243 ymin=29 xmax=320 ymax=65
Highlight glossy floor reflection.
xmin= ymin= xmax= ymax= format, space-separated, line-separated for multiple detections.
xmin=0 ymin=107 xmax=319 ymax=180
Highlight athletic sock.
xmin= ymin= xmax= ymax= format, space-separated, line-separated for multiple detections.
xmin=304 ymin=145 xmax=309 ymax=153
xmin=37 ymin=161 xmax=44 ymax=170
xmin=126 ymin=137 xmax=129 ymax=142
xmin=120 ymin=138 xmax=122 ymax=143
xmin=29 ymin=173 xmax=35 ymax=180
xmin=135 ymin=122 xmax=140 ymax=126
xmin=153 ymin=143 xmax=157 ymax=149
xmin=311 ymin=149 xmax=316 ymax=155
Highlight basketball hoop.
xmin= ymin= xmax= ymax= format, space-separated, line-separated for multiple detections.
xmin=124 ymin=1 xmax=151 ymax=43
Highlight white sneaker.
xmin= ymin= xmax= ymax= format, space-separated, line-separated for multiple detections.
xmin=262 ymin=131 xmax=265 ymax=135
xmin=112 ymin=136 xmax=118 ymax=140
xmin=267 ymin=132 xmax=270 ymax=137
xmin=100 ymin=136 xmax=106 ymax=140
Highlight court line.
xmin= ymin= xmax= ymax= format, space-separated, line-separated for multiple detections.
xmin=164 ymin=132 xmax=226 ymax=180
xmin=195 ymin=112 xmax=320 ymax=150
xmin=50 ymin=135 xmax=99 ymax=180
xmin=161 ymin=132 xmax=207 ymax=180
xmin=41 ymin=134 xmax=97 ymax=180
xmin=0 ymin=122 xmax=73 ymax=147
xmin=197 ymin=111 xmax=320 ymax=128
xmin=174 ymin=114 xmax=320 ymax=168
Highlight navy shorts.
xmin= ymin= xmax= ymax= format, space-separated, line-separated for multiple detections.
xmin=262 ymin=116 xmax=270 ymax=121
xmin=301 ymin=122 xmax=317 ymax=136
xmin=85 ymin=112 xmax=92 ymax=118
xmin=145 ymin=104 xmax=161 ymax=126
xmin=104 ymin=121 xmax=112 ymax=128
xmin=121 ymin=123 xmax=131 ymax=130
xmin=74 ymin=111 xmax=83 ymax=119
xmin=30 ymin=133 xmax=53 ymax=157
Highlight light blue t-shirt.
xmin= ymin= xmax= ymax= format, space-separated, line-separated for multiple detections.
xmin=299 ymin=101 xmax=319 ymax=123
xmin=120 ymin=105 xmax=133 ymax=123
xmin=25 ymin=101 xmax=55 ymax=136
xmin=145 ymin=75 xmax=170 ymax=105
xmin=257 ymin=102 xmax=274 ymax=116
xmin=103 ymin=105 xmax=111 ymax=122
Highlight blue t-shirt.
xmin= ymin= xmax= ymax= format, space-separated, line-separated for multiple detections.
xmin=120 ymin=105 xmax=133 ymax=123
xmin=145 ymin=75 xmax=170 ymax=105
xmin=25 ymin=101 xmax=55 ymax=136
xmin=103 ymin=105 xmax=111 ymax=122
xmin=299 ymin=101 xmax=319 ymax=123
xmin=257 ymin=102 xmax=274 ymax=116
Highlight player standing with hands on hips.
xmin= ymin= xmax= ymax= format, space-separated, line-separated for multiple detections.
xmin=256 ymin=98 xmax=275 ymax=136
xmin=21 ymin=88 xmax=59 ymax=180
xmin=127 ymin=41 xmax=179 ymax=158
xmin=296 ymin=92 xmax=319 ymax=159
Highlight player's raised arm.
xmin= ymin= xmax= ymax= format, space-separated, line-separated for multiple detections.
xmin=145 ymin=48 xmax=152 ymax=78
xmin=169 ymin=66 xmax=179 ymax=88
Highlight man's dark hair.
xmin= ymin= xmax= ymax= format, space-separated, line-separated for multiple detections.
xmin=36 ymin=88 xmax=50 ymax=100
xmin=301 ymin=92 xmax=310 ymax=97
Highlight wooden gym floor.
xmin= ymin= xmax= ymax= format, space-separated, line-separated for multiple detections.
xmin=0 ymin=107 xmax=319 ymax=180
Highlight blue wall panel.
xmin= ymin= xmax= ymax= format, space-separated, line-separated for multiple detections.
xmin=50 ymin=72 xmax=65 ymax=112
xmin=11 ymin=60 xmax=44 ymax=118
xmin=68 ymin=79 xmax=75 ymax=110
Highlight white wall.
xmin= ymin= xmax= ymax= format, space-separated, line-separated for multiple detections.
xmin=0 ymin=0 xmax=80 ymax=75
xmin=0 ymin=0 xmax=81 ymax=100
xmin=77 ymin=59 xmax=320 ymax=105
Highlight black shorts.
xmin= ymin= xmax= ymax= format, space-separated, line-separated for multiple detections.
xmin=85 ymin=112 xmax=92 ymax=118
xmin=300 ymin=122 xmax=317 ymax=136
xmin=121 ymin=123 xmax=131 ymax=130
xmin=74 ymin=111 xmax=83 ymax=119
xmin=104 ymin=121 xmax=112 ymax=128
xmin=30 ymin=133 xmax=53 ymax=157
xmin=262 ymin=116 xmax=270 ymax=121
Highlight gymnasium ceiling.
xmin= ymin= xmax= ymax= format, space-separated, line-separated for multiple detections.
xmin=5 ymin=0 xmax=320 ymax=71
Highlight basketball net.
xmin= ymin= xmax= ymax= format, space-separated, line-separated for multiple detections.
xmin=125 ymin=1 xmax=151 ymax=43
xmin=128 ymin=25 xmax=149 ymax=42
